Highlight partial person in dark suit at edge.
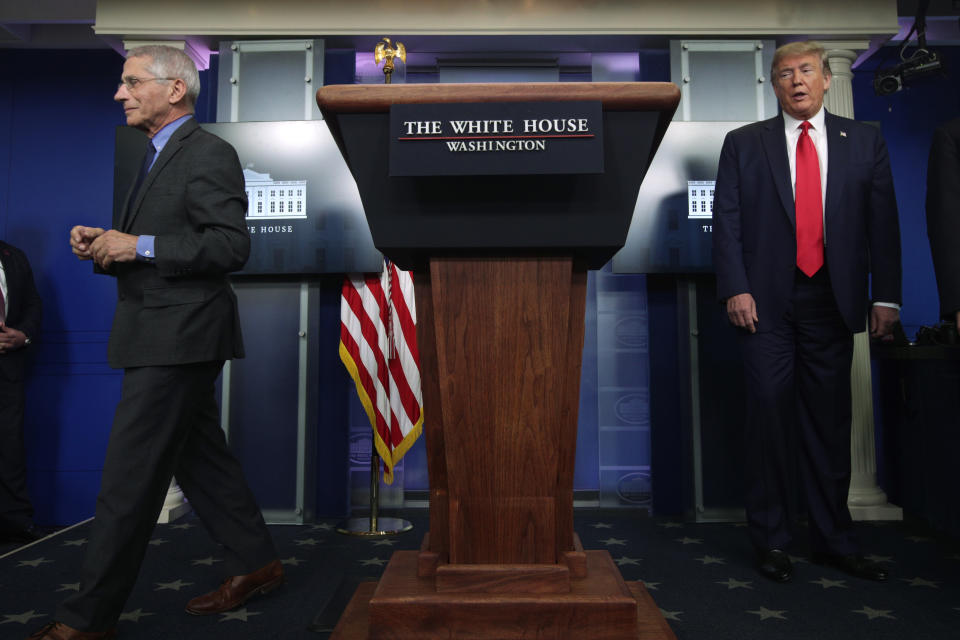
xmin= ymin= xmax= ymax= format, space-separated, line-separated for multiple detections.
xmin=712 ymin=41 xmax=901 ymax=584
xmin=0 ymin=241 xmax=42 ymax=545
xmin=29 ymin=45 xmax=281 ymax=640
xmin=926 ymin=116 xmax=960 ymax=331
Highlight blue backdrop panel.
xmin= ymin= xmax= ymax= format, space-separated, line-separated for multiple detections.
xmin=229 ymin=282 xmax=305 ymax=516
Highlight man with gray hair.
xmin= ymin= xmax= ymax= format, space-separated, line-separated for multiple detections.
xmin=30 ymin=45 xmax=281 ymax=639
xmin=713 ymin=41 xmax=901 ymax=584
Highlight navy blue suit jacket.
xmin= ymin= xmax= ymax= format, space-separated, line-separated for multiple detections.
xmin=0 ymin=241 xmax=41 ymax=381
xmin=713 ymin=111 xmax=901 ymax=333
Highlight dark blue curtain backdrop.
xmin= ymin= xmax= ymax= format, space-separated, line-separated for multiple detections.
xmin=0 ymin=49 xmax=281 ymax=525
xmin=1 ymin=50 xmax=126 ymax=525
xmin=852 ymin=45 xmax=960 ymax=336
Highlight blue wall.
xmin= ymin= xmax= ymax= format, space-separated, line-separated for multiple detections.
xmin=852 ymin=45 xmax=960 ymax=336
xmin=2 ymin=50 xmax=125 ymax=525
xmin=2 ymin=49 xmax=230 ymax=525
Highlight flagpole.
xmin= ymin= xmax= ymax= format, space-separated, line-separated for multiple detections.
xmin=336 ymin=442 xmax=412 ymax=537
xmin=337 ymin=42 xmax=413 ymax=536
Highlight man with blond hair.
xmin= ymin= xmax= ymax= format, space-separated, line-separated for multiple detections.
xmin=30 ymin=45 xmax=281 ymax=640
xmin=713 ymin=41 xmax=901 ymax=584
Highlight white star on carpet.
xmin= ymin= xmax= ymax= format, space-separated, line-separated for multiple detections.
xmin=810 ymin=577 xmax=848 ymax=589
xmin=865 ymin=554 xmax=892 ymax=564
xmin=675 ymin=537 xmax=702 ymax=545
xmin=281 ymin=557 xmax=304 ymax=566
xmin=748 ymin=606 xmax=787 ymax=620
xmin=659 ymin=609 xmax=682 ymax=621
xmin=360 ymin=557 xmax=388 ymax=566
xmin=372 ymin=539 xmax=396 ymax=546
xmin=191 ymin=556 xmax=222 ymax=566
xmin=155 ymin=579 xmax=194 ymax=591
xmin=615 ymin=556 xmax=641 ymax=566
xmin=716 ymin=578 xmax=753 ymax=590
xmin=601 ymin=537 xmax=626 ymax=546
xmin=294 ymin=538 xmax=321 ymax=546
xmin=311 ymin=523 xmax=334 ymax=531
xmin=0 ymin=610 xmax=46 ymax=625
xmin=657 ymin=522 xmax=682 ymax=529
xmin=219 ymin=607 xmax=262 ymax=622
xmin=147 ymin=538 xmax=168 ymax=546
xmin=696 ymin=555 xmax=725 ymax=565
xmin=119 ymin=608 xmax=154 ymax=622
xmin=852 ymin=605 xmax=896 ymax=620
xmin=17 ymin=557 xmax=52 ymax=568
xmin=903 ymin=577 xmax=940 ymax=588
xmin=590 ymin=522 xmax=613 ymax=529
xmin=61 ymin=538 xmax=86 ymax=547
xmin=170 ymin=523 xmax=195 ymax=530
xmin=56 ymin=583 xmax=80 ymax=592
xmin=642 ymin=581 xmax=660 ymax=590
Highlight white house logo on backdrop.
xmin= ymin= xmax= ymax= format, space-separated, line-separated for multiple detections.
xmin=688 ymin=180 xmax=715 ymax=220
xmin=243 ymin=168 xmax=307 ymax=220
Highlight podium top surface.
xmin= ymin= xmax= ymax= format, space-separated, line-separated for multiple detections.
xmin=317 ymin=82 xmax=680 ymax=115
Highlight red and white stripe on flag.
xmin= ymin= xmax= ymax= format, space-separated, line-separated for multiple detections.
xmin=339 ymin=260 xmax=423 ymax=485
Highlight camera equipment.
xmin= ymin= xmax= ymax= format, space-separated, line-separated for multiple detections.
xmin=872 ymin=0 xmax=945 ymax=96
xmin=873 ymin=49 xmax=943 ymax=96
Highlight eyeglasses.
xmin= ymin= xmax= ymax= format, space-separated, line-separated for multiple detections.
xmin=117 ymin=76 xmax=175 ymax=91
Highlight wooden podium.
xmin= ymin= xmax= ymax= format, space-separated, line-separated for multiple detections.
xmin=318 ymin=83 xmax=680 ymax=640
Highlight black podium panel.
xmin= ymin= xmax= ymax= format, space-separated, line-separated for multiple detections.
xmin=334 ymin=110 xmax=662 ymax=270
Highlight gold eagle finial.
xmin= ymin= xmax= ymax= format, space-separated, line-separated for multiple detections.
xmin=375 ymin=37 xmax=406 ymax=84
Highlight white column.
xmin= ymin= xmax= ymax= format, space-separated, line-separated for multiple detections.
xmin=823 ymin=44 xmax=902 ymax=521
xmin=157 ymin=477 xmax=192 ymax=524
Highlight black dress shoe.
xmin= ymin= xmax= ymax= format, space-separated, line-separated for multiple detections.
xmin=0 ymin=524 xmax=45 ymax=545
xmin=757 ymin=549 xmax=792 ymax=582
xmin=811 ymin=552 xmax=888 ymax=582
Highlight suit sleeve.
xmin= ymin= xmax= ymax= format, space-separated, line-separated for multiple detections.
xmin=866 ymin=129 xmax=902 ymax=306
xmin=153 ymin=138 xmax=250 ymax=278
xmin=926 ymin=122 xmax=960 ymax=317
xmin=712 ymin=131 xmax=750 ymax=302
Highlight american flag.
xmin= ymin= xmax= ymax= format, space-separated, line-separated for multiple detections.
xmin=339 ymin=260 xmax=423 ymax=484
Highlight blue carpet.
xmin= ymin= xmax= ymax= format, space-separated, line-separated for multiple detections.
xmin=1 ymin=510 xmax=958 ymax=639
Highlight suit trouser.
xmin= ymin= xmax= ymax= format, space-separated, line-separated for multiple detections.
xmin=738 ymin=268 xmax=858 ymax=556
xmin=57 ymin=362 xmax=276 ymax=632
xmin=0 ymin=368 xmax=33 ymax=532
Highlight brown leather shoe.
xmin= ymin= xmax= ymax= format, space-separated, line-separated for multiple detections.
xmin=26 ymin=621 xmax=116 ymax=639
xmin=185 ymin=559 xmax=284 ymax=615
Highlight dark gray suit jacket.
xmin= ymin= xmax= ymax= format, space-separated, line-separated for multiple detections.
xmin=713 ymin=111 xmax=902 ymax=333
xmin=926 ymin=116 xmax=960 ymax=319
xmin=106 ymin=117 xmax=249 ymax=368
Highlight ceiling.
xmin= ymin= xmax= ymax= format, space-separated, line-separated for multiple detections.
xmin=1 ymin=0 xmax=958 ymax=55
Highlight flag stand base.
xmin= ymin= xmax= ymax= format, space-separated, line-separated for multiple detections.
xmin=336 ymin=448 xmax=413 ymax=538
xmin=335 ymin=517 xmax=413 ymax=537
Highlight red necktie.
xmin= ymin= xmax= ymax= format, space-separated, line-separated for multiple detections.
xmin=795 ymin=121 xmax=824 ymax=277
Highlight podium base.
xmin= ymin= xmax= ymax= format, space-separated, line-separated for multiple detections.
xmin=330 ymin=551 xmax=676 ymax=640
